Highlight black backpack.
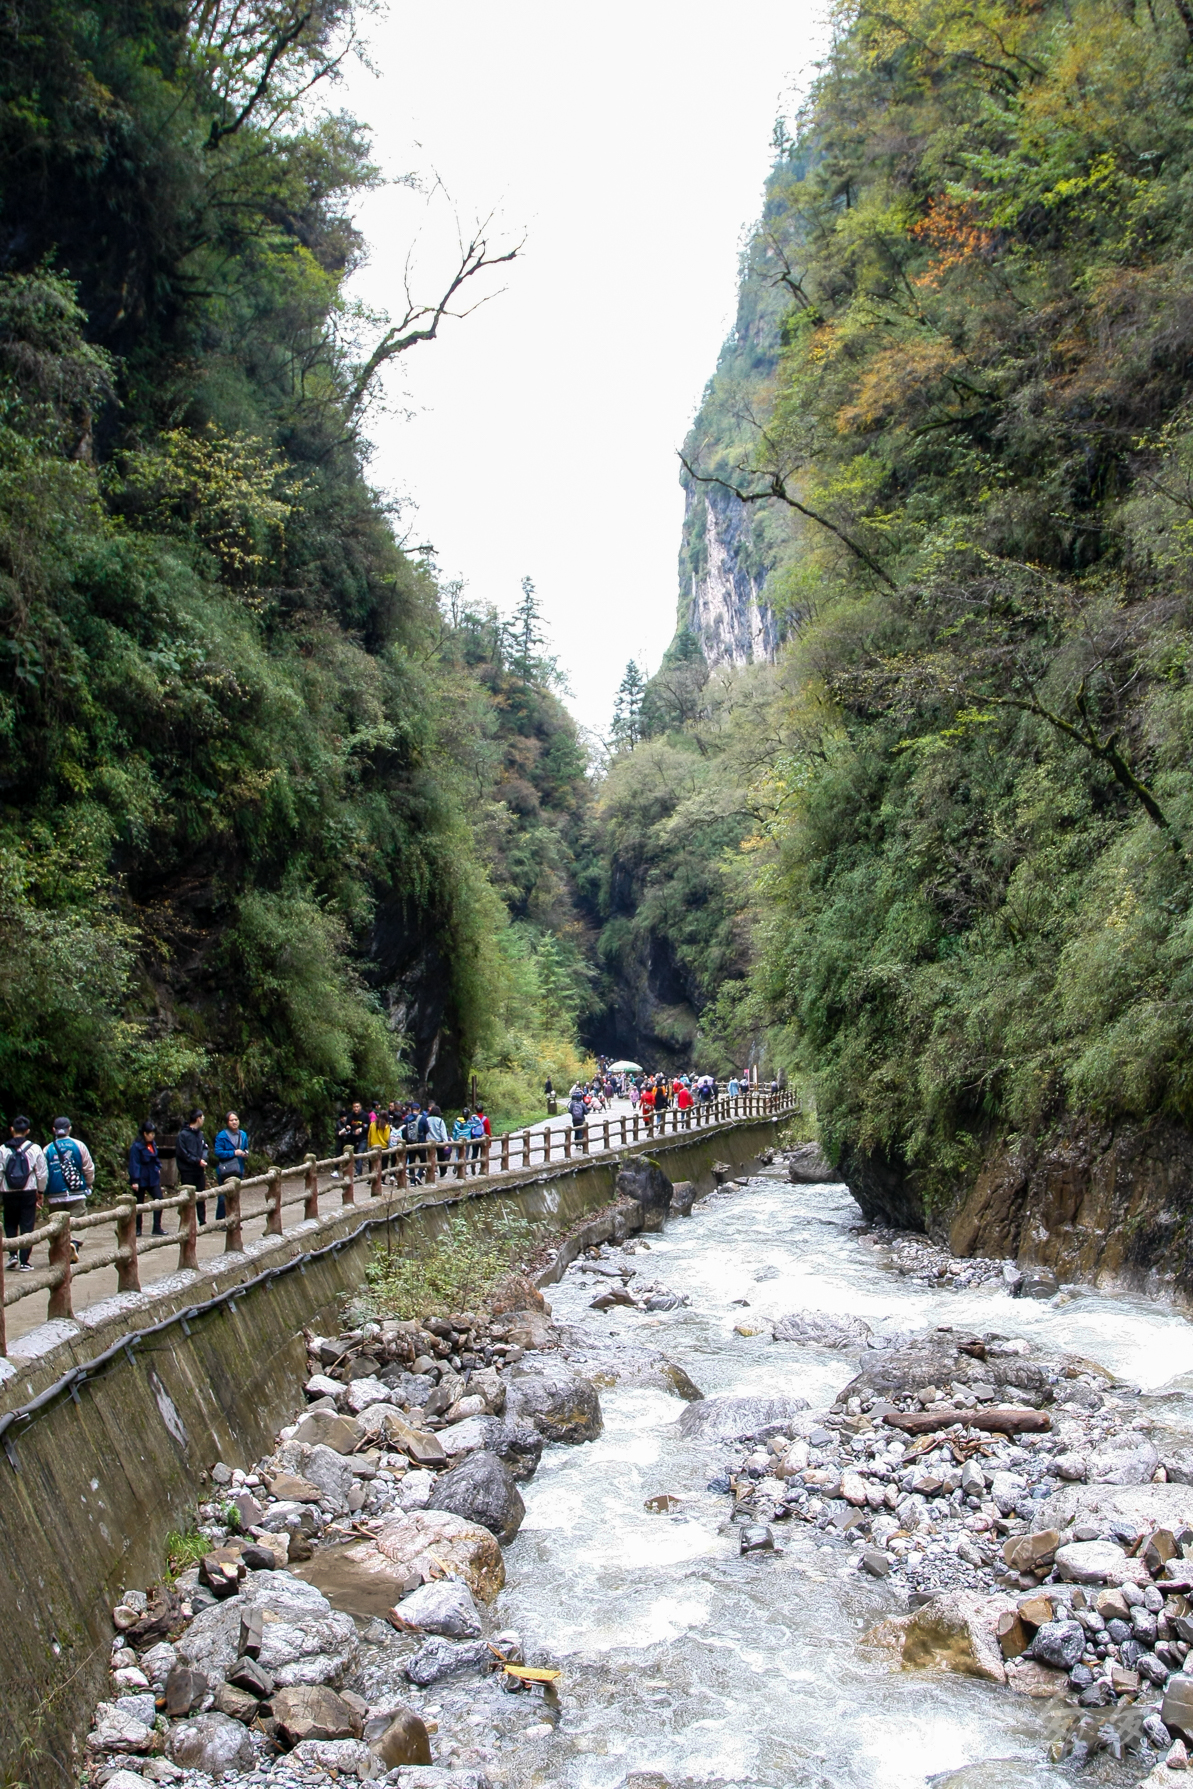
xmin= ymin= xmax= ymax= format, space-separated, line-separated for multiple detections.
xmin=3 ymin=1141 xmax=30 ymax=1191
xmin=404 ymin=1114 xmax=421 ymax=1144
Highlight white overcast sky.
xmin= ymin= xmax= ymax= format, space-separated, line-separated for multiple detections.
xmin=340 ymin=1 xmax=823 ymax=734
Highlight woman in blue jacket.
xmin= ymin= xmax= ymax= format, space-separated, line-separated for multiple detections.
xmin=213 ymin=1111 xmax=249 ymax=1223
xmin=128 ymin=1120 xmax=163 ymax=1237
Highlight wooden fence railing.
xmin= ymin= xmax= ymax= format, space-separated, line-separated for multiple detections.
xmin=0 ymin=1090 xmax=797 ymax=1351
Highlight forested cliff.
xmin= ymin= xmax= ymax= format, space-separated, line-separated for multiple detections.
xmin=599 ymin=0 xmax=1193 ymax=1272
xmin=0 ymin=0 xmax=592 ymax=1170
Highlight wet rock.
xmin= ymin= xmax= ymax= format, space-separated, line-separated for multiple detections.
xmin=332 ymin=1509 xmax=505 ymax=1604
xmin=427 ymin=1450 xmax=525 ymax=1544
xmin=771 ymin=1311 xmax=871 ymax=1348
xmin=404 ymin=1637 xmax=494 ymax=1687
xmin=367 ymin=1707 xmax=434 ymax=1768
xmin=660 ymin=1362 xmax=704 ymax=1402
xmin=1032 ymin=1619 xmax=1084 ymax=1669
xmin=272 ymin=1683 xmax=362 ymax=1745
xmin=615 ymin=1157 xmax=673 ymax=1230
xmin=1005 ymin=1658 xmax=1071 ymax=1697
xmin=1017 ymin=1269 xmax=1059 ymax=1301
xmin=292 ymin=1410 xmax=360 ymax=1453
xmin=177 ymin=1570 xmax=358 ymax=1687
xmin=167 ymin=1711 xmax=256 ymax=1774
xmin=996 ymin=1611 xmax=1030 ymax=1659
xmin=786 ymin=1143 xmax=835 ymax=1183
xmin=671 ymin=1181 xmax=695 ymax=1216
xmin=1055 ymin=1540 xmax=1129 ymax=1583
xmin=503 ymin=1364 xmax=603 ymax=1443
xmin=677 ymin=1394 xmax=808 ymax=1443
xmin=865 ymin=1591 xmax=1014 ymax=1684
xmin=353 ymin=1403 xmax=448 ymax=1466
xmin=389 ymin=1580 xmax=481 ymax=1639
xmin=861 ymin=1547 xmax=892 ymax=1578
xmin=740 ymin=1524 xmax=774 ymax=1553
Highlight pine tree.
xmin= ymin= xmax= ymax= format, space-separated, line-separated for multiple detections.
xmin=611 ymin=660 xmax=647 ymax=751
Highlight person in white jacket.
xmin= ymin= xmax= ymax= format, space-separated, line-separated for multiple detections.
xmin=1 ymin=1117 xmax=48 ymax=1271
xmin=424 ymin=1103 xmax=449 ymax=1179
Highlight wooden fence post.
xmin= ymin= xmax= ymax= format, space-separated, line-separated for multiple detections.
xmin=115 ymin=1197 xmax=140 ymax=1293
xmin=564 ymin=1124 xmax=572 ymax=1159
xmin=178 ymin=1187 xmax=199 ymax=1272
xmin=501 ymin=1132 xmax=510 ymax=1173
xmin=304 ymin=1154 xmax=319 ymax=1222
xmin=342 ymin=1148 xmax=355 ymax=1205
xmin=46 ymin=1212 xmax=73 ymax=1321
xmin=371 ymin=1149 xmax=383 ymax=1199
xmin=482 ymin=1136 xmax=491 ymax=1177
xmin=265 ymin=1167 xmax=283 ymax=1235
xmin=223 ymin=1178 xmax=243 ymax=1253
xmin=397 ymin=1142 xmax=408 ymax=1190
xmin=0 ymin=1249 xmax=6 ymax=1355
xmin=523 ymin=1128 xmax=531 ymax=1169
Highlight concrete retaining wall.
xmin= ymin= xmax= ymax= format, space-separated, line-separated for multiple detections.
xmin=0 ymin=1117 xmax=785 ymax=1787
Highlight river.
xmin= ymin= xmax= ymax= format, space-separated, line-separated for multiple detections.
xmin=485 ymin=1168 xmax=1193 ymax=1789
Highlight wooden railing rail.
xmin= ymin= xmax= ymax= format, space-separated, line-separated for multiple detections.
xmin=0 ymin=1090 xmax=798 ymax=1351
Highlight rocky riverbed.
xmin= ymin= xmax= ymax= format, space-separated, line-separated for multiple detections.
xmin=79 ymin=1161 xmax=1193 ymax=1789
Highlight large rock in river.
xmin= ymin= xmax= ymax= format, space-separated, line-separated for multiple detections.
xmin=677 ymin=1394 xmax=808 ymax=1443
xmin=438 ymin=1413 xmax=544 ymax=1480
xmin=864 ymin=1590 xmax=1016 ymax=1684
xmin=176 ymin=1570 xmax=357 ymax=1688
xmin=503 ymin=1363 xmax=603 ymax=1443
xmin=615 ymin=1156 xmax=673 ymax=1229
xmin=427 ymin=1450 xmax=525 ymax=1544
xmin=329 ymin=1509 xmax=505 ymax=1605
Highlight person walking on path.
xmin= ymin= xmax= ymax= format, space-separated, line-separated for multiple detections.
xmin=129 ymin=1120 xmax=163 ymax=1237
xmin=45 ymin=1115 xmax=94 ymax=1260
xmin=175 ymin=1108 xmax=210 ymax=1223
xmin=676 ymin=1080 xmax=694 ymax=1126
xmin=213 ymin=1111 xmax=249 ymax=1221
xmin=333 ymin=1107 xmax=354 ymax=1177
xmin=568 ymin=1085 xmax=588 ymax=1147
xmin=425 ymin=1103 xmax=449 ymax=1178
xmin=1 ymin=1117 xmax=47 ymax=1270
xmin=728 ymin=1073 xmax=741 ymax=1100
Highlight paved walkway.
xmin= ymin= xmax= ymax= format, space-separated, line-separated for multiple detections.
xmin=4 ymin=1095 xmax=700 ymax=1347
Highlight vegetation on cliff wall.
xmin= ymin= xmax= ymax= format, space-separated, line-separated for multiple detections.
xmin=669 ymin=0 xmax=1193 ymax=1214
xmin=0 ymin=0 xmax=590 ymax=1169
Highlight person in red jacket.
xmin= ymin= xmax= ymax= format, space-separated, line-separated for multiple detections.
xmin=676 ymin=1081 xmax=694 ymax=1125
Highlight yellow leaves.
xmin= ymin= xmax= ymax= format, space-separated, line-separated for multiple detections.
xmin=911 ymin=197 xmax=997 ymax=290
xmin=117 ymin=424 xmax=298 ymax=598
xmin=835 ymin=337 xmax=960 ymax=432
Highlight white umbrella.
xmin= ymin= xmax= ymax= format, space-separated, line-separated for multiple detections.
xmin=607 ymin=1059 xmax=642 ymax=1073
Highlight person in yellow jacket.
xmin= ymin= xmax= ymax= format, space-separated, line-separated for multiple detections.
xmin=368 ymin=1110 xmax=392 ymax=1150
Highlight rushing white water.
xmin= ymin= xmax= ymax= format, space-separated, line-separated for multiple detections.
xmin=493 ymin=1173 xmax=1193 ymax=1789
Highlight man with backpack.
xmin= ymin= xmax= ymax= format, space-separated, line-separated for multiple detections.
xmin=403 ymin=1103 xmax=425 ymax=1184
xmin=1 ymin=1117 xmax=48 ymax=1271
xmin=46 ymin=1116 xmax=95 ymax=1260
xmin=568 ymin=1086 xmax=588 ymax=1148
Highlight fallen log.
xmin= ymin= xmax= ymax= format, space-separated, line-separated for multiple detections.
xmin=882 ymin=1405 xmax=1050 ymax=1436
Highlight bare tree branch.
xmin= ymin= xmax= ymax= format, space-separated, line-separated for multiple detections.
xmin=344 ymin=229 xmax=522 ymax=418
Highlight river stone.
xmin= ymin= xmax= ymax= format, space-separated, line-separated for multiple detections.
xmin=167 ymin=1711 xmax=256 ymax=1775
xmin=272 ymin=1683 xmax=361 ymax=1745
xmin=404 ymin=1637 xmax=494 ymax=1687
xmin=344 ymin=1375 xmax=396 ymax=1414
xmin=256 ymin=1498 xmax=318 ymax=1537
xmin=388 ymin=1772 xmax=492 ymax=1789
xmin=1055 ymin=1540 xmax=1129 ymax=1583
xmin=176 ymin=1570 xmax=358 ymax=1687
xmin=1090 ymin=1438 xmax=1161 ymax=1484
xmin=466 ymin=1367 xmax=505 ymax=1414
xmin=367 ymin=1707 xmax=434 ymax=1768
xmin=677 ymin=1394 xmax=808 ymax=1443
xmin=1163 ymin=1674 xmax=1193 ymax=1739
xmin=100 ymin=1773 xmax=151 ymax=1789
xmin=86 ymin=1702 xmax=156 ymax=1754
xmin=292 ymin=1410 xmax=360 ymax=1453
xmin=1032 ymin=1620 xmax=1084 ymax=1669
xmin=389 ymin=1580 xmax=481 ymax=1639
xmin=503 ymin=1364 xmax=603 ymax=1443
xmin=301 ymin=1443 xmax=356 ymax=1512
xmin=140 ymin=1641 xmax=176 ymax=1690
xmin=291 ymin=1739 xmax=374 ymax=1776
xmin=771 ymin=1311 xmax=871 ymax=1348
xmin=353 ymin=1403 xmax=448 ymax=1466
xmin=334 ymin=1509 xmax=505 ymax=1604
xmin=864 ymin=1591 xmax=1015 ymax=1684
xmin=428 ymin=1451 xmax=525 ymax=1544
xmin=396 ymin=1468 xmax=438 ymax=1510
xmin=786 ymin=1143 xmax=835 ymax=1183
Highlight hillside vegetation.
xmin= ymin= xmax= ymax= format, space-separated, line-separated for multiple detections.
xmin=606 ymin=0 xmax=1193 ymax=1218
xmin=0 ymin=0 xmax=591 ymax=1171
